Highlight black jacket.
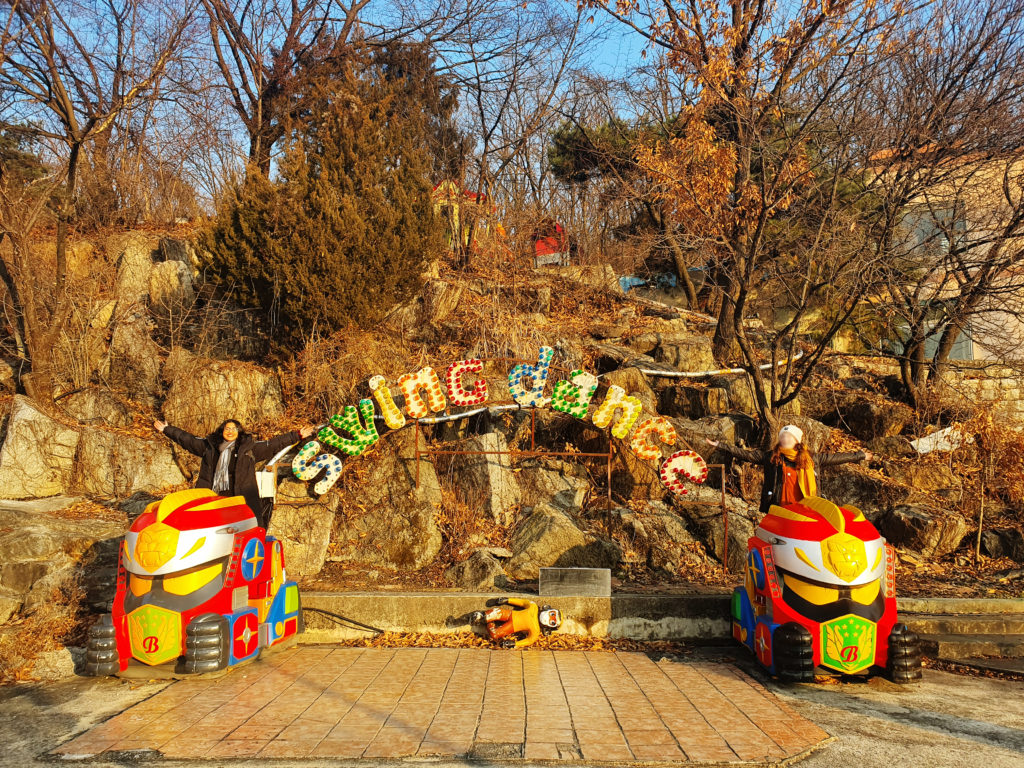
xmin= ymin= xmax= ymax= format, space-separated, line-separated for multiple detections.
xmin=715 ymin=442 xmax=867 ymax=516
xmin=163 ymin=425 xmax=301 ymax=519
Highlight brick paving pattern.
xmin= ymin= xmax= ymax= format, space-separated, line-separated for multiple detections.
xmin=53 ymin=647 xmax=828 ymax=763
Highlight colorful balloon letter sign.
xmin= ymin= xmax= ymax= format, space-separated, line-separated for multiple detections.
xmin=370 ymin=375 xmax=405 ymax=429
xmin=317 ymin=399 xmax=380 ymax=457
xmin=508 ymin=346 xmax=554 ymax=407
xmin=292 ymin=343 xmax=711 ymax=501
xmin=292 ymin=441 xmax=343 ymax=495
xmin=399 ymin=367 xmax=447 ymax=419
xmin=446 ymin=359 xmax=488 ymax=406
xmin=630 ymin=416 xmax=677 ymax=460
xmin=552 ymin=369 xmax=598 ymax=419
xmin=659 ymin=449 xmax=709 ymax=496
xmin=592 ymin=385 xmax=643 ymax=438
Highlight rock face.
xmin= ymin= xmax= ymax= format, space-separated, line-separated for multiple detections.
xmin=59 ymin=389 xmax=132 ymax=428
xmin=445 ymin=549 xmax=510 ymax=591
xmin=269 ymin=480 xmax=337 ymax=578
xmin=108 ymin=311 xmax=163 ymax=403
xmin=0 ymin=498 xmax=125 ymax=620
xmin=162 ymin=351 xmax=285 ymax=435
xmin=505 ymin=505 xmax=620 ymax=580
xmin=445 ymin=432 xmax=521 ymax=526
xmin=980 ymin=528 xmax=1024 ymax=563
xmin=330 ymin=431 xmax=443 ymax=570
xmin=876 ymin=504 xmax=968 ymax=558
xmin=0 ymin=396 xmax=80 ymax=499
xmin=72 ymin=430 xmax=185 ymax=500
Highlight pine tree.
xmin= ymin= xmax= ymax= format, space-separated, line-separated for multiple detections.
xmin=200 ymin=45 xmax=453 ymax=346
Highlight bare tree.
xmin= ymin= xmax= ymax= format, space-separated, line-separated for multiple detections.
xmin=859 ymin=0 xmax=1024 ymax=408
xmin=0 ymin=0 xmax=191 ymax=403
xmin=199 ymin=0 xmax=369 ymax=175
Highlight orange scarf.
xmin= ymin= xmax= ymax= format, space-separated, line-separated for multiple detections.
xmin=780 ymin=448 xmax=817 ymax=499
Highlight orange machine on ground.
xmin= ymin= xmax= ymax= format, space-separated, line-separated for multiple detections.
xmin=731 ymin=496 xmax=921 ymax=683
xmin=84 ymin=489 xmax=302 ymax=676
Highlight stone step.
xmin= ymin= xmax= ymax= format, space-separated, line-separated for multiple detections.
xmin=898 ymin=597 xmax=1024 ymax=615
xmin=918 ymin=633 xmax=1024 ymax=660
xmin=901 ymin=613 xmax=1024 ymax=636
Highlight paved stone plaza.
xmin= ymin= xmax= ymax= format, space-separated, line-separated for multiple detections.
xmin=51 ymin=647 xmax=828 ymax=763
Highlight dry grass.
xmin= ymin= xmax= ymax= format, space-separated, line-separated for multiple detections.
xmin=0 ymin=584 xmax=84 ymax=683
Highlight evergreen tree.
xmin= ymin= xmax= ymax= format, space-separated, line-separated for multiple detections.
xmin=200 ymin=45 xmax=453 ymax=346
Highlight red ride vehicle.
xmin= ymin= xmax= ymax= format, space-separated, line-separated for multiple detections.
xmin=84 ymin=489 xmax=302 ymax=676
xmin=731 ymin=496 xmax=921 ymax=682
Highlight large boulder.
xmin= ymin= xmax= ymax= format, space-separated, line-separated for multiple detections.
xmin=517 ymin=459 xmax=591 ymax=513
xmin=108 ymin=310 xmax=163 ymax=403
xmin=445 ymin=549 xmax=510 ymax=591
xmin=674 ymin=486 xmax=760 ymax=573
xmin=882 ymin=460 xmax=960 ymax=493
xmin=0 ymin=396 xmax=80 ymax=499
xmin=980 ymin=528 xmax=1024 ymax=563
xmin=329 ymin=430 xmax=443 ymax=570
xmin=268 ymin=480 xmax=337 ymax=578
xmin=158 ymin=237 xmax=198 ymax=271
xmin=162 ymin=349 xmax=285 ymax=435
xmin=148 ymin=259 xmax=194 ymax=313
xmin=110 ymin=232 xmax=157 ymax=303
xmin=824 ymin=395 xmax=913 ymax=442
xmin=876 ymin=504 xmax=969 ymax=559
xmin=505 ymin=504 xmax=621 ymax=580
xmin=818 ymin=463 xmax=911 ymax=519
xmin=72 ymin=429 xmax=186 ymax=500
xmin=59 ymin=389 xmax=132 ymax=428
xmin=651 ymin=334 xmax=716 ymax=372
xmin=445 ymin=431 xmax=520 ymax=526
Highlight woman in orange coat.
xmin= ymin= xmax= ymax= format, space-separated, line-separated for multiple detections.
xmin=707 ymin=424 xmax=872 ymax=515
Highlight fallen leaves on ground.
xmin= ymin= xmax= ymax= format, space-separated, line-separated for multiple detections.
xmin=335 ymin=630 xmax=692 ymax=654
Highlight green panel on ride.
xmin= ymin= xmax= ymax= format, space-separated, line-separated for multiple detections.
xmin=820 ymin=614 xmax=876 ymax=674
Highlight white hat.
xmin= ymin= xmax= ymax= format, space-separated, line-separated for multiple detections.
xmin=778 ymin=425 xmax=804 ymax=444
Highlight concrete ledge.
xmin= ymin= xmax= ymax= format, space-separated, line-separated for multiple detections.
xmin=298 ymin=591 xmax=1024 ymax=644
xmin=301 ymin=591 xmax=733 ymax=643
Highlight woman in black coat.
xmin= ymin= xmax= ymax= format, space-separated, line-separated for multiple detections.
xmin=154 ymin=418 xmax=315 ymax=528
xmin=706 ymin=424 xmax=873 ymax=516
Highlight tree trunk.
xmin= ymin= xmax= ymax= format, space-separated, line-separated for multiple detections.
xmin=55 ymin=141 xmax=81 ymax=295
xmin=663 ymin=226 xmax=699 ymax=308
xmin=711 ymin=284 xmax=736 ymax=363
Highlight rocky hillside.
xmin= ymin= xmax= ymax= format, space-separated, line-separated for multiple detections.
xmin=1 ymin=231 xmax=1022 ymax=679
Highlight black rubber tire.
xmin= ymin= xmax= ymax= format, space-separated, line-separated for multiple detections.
xmin=888 ymin=623 xmax=923 ymax=683
xmin=83 ymin=615 xmax=119 ymax=676
xmin=177 ymin=614 xmax=229 ymax=674
xmin=774 ymin=622 xmax=815 ymax=683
